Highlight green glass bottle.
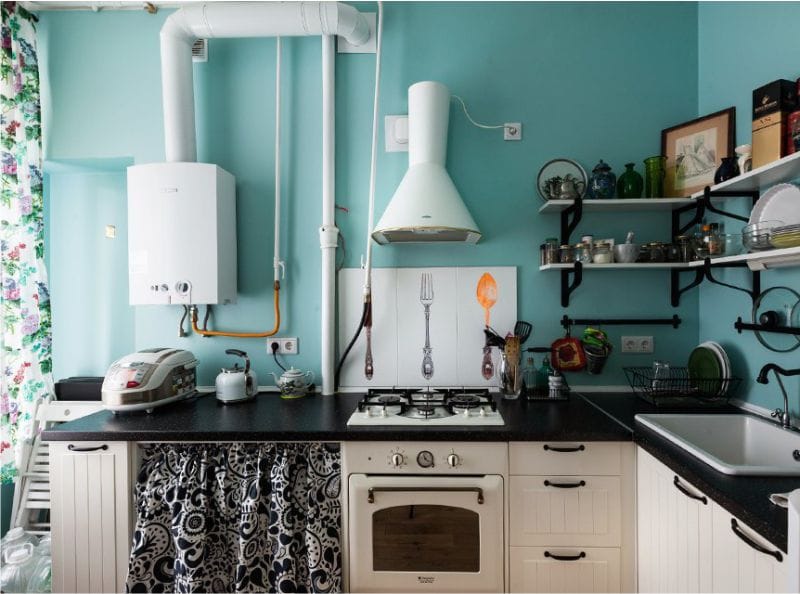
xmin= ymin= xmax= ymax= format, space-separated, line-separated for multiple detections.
xmin=644 ymin=155 xmax=667 ymax=198
xmin=617 ymin=163 xmax=643 ymax=199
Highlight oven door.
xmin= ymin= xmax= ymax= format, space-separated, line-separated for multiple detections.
xmin=348 ymin=474 xmax=504 ymax=593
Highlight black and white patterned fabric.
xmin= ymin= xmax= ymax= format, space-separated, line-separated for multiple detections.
xmin=126 ymin=443 xmax=341 ymax=593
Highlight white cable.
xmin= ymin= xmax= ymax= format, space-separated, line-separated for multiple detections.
xmin=363 ymin=1 xmax=383 ymax=295
xmin=273 ymin=37 xmax=284 ymax=282
xmin=453 ymin=94 xmax=514 ymax=132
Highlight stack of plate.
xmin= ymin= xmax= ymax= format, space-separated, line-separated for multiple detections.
xmin=770 ymin=223 xmax=800 ymax=249
xmin=747 ymin=183 xmax=800 ymax=251
xmin=688 ymin=341 xmax=731 ymax=397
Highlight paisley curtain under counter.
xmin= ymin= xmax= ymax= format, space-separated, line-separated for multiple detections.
xmin=126 ymin=442 xmax=342 ymax=593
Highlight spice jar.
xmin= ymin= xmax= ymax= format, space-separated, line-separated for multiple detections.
xmin=559 ymin=244 xmax=575 ymax=264
xmin=646 ymin=242 xmax=666 ymax=262
xmin=544 ymin=238 xmax=559 ymax=265
xmin=675 ymin=235 xmax=691 ymax=262
xmin=575 ymin=242 xmax=593 ymax=263
xmin=592 ymin=242 xmax=613 ymax=263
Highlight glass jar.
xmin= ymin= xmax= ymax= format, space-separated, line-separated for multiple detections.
xmin=646 ymin=242 xmax=666 ymax=262
xmin=707 ymin=223 xmax=724 ymax=255
xmin=559 ymin=244 xmax=575 ymax=263
xmin=592 ymin=242 xmax=613 ymax=263
xmin=544 ymin=238 xmax=559 ymax=265
xmin=675 ymin=235 xmax=692 ymax=262
xmin=644 ymin=155 xmax=666 ymax=198
xmin=575 ymin=242 xmax=593 ymax=263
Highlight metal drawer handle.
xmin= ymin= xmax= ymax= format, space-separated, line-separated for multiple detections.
xmin=673 ymin=476 xmax=707 ymax=505
xmin=367 ymin=486 xmax=484 ymax=504
xmin=730 ymin=519 xmax=783 ymax=562
xmin=543 ymin=444 xmax=585 ymax=453
xmin=543 ymin=479 xmax=586 ymax=489
xmin=68 ymin=444 xmax=108 ymax=452
xmin=545 ymin=551 xmax=586 ymax=562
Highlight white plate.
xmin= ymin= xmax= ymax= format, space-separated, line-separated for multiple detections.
xmin=749 ymin=183 xmax=800 ymax=226
xmin=699 ymin=340 xmax=730 ymax=396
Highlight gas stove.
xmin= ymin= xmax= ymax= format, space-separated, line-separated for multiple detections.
xmin=346 ymin=388 xmax=504 ymax=426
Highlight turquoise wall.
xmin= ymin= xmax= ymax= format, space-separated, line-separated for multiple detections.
xmin=38 ymin=2 xmax=702 ymax=388
xmin=697 ymin=1 xmax=800 ymax=415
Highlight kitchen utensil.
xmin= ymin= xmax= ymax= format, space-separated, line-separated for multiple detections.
xmin=500 ymin=336 xmax=522 ymax=398
xmin=476 ymin=272 xmax=498 ymax=327
xmin=551 ymin=333 xmax=586 ymax=371
xmin=536 ymin=158 xmax=588 ymax=201
xmin=614 ymin=231 xmax=640 ymax=263
xmin=364 ymin=304 xmax=374 ymax=380
xmin=102 ymin=348 xmax=198 ymax=414
xmin=748 ymin=183 xmax=800 ymax=226
xmin=742 ymin=220 xmax=783 ymax=251
xmin=484 ymin=327 xmax=506 ymax=348
xmin=216 ymin=349 xmax=258 ymax=404
xmin=752 ymin=286 xmax=800 ymax=353
xmin=420 ymin=272 xmax=435 ymax=380
xmin=270 ymin=367 xmax=314 ymax=398
xmin=481 ymin=346 xmax=494 ymax=380
xmin=514 ymin=320 xmax=533 ymax=345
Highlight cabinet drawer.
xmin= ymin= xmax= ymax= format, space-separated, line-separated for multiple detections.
xmin=510 ymin=475 xmax=621 ymax=547
xmin=510 ymin=546 xmax=621 ymax=593
xmin=510 ymin=442 xmax=621 ymax=476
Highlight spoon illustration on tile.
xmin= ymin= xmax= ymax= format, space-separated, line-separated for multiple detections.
xmin=476 ymin=272 xmax=498 ymax=379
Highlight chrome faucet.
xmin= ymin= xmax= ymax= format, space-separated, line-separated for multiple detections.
xmin=756 ymin=364 xmax=800 ymax=430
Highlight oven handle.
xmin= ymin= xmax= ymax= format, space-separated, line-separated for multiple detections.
xmin=544 ymin=479 xmax=586 ymax=489
xmin=367 ymin=486 xmax=484 ymax=504
xmin=545 ymin=551 xmax=586 ymax=562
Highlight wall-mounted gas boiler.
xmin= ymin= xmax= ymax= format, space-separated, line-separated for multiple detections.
xmin=127 ymin=162 xmax=237 ymax=305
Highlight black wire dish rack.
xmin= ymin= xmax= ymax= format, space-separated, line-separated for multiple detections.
xmin=624 ymin=367 xmax=742 ymax=407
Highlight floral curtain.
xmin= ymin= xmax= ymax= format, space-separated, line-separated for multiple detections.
xmin=1 ymin=2 xmax=52 ymax=484
xmin=126 ymin=443 xmax=342 ymax=593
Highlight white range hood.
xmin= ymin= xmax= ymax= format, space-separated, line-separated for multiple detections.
xmin=372 ymin=81 xmax=481 ymax=244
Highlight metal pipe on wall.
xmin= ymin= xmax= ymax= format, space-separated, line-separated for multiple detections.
xmin=320 ymin=35 xmax=338 ymax=396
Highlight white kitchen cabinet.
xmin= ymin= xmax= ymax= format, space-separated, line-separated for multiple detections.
xmin=711 ymin=501 xmax=788 ymax=593
xmin=636 ymin=447 xmax=713 ymax=593
xmin=510 ymin=546 xmax=621 ymax=593
xmin=636 ymin=446 xmax=788 ymax=594
xmin=509 ymin=442 xmax=635 ymax=593
xmin=50 ymin=441 xmax=136 ymax=594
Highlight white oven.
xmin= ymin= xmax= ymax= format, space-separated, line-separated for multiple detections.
xmin=344 ymin=442 xmax=507 ymax=593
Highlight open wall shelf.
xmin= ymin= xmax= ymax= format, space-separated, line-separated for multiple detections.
xmin=538 ymin=197 xmax=693 ymax=214
xmin=689 ymin=152 xmax=800 ymax=200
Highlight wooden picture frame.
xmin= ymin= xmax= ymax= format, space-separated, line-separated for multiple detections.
xmin=661 ymin=107 xmax=736 ymax=197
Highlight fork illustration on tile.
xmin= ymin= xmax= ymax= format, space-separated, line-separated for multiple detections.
xmin=420 ymin=272 xmax=434 ymax=380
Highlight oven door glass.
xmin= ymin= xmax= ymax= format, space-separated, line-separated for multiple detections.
xmin=348 ymin=474 xmax=504 ymax=593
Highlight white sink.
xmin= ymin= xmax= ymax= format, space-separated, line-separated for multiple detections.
xmin=635 ymin=413 xmax=800 ymax=476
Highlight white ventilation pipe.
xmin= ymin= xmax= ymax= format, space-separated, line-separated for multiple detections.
xmin=160 ymin=2 xmax=370 ymax=162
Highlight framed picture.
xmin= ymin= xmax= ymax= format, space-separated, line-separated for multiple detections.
xmin=661 ymin=107 xmax=735 ymax=197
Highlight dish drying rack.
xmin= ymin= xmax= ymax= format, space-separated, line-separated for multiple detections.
xmin=624 ymin=367 xmax=741 ymax=407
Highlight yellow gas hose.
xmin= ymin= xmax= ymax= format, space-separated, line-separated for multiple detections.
xmin=191 ymin=281 xmax=281 ymax=338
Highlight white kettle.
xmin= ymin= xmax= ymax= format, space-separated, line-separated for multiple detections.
xmin=215 ymin=349 xmax=257 ymax=404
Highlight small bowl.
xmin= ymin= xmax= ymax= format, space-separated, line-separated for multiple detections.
xmin=613 ymin=243 xmax=640 ymax=263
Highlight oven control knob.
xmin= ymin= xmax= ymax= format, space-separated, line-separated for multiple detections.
xmin=417 ymin=450 xmax=435 ymax=468
xmin=390 ymin=453 xmax=405 ymax=468
xmin=447 ymin=453 xmax=461 ymax=468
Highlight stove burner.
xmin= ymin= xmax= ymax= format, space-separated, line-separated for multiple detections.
xmin=449 ymin=394 xmax=482 ymax=409
xmin=414 ymin=391 xmax=439 ymax=401
xmin=376 ymin=395 xmax=403 ymax=405
xmin=416 ymin=405 xmax=436 ymax=417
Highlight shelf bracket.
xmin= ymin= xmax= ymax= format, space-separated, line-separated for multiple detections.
xmin=560 ymin=262 xmax=582 ymax=308
xmin=671 ymin=259 xmax=761 ymax=307
xmin=734 ymin=316 xmax=800 ymax=337
xmin=561 ymin=196 xmax=583 ymax=244
xmin=672 ymin=188 xmax=759 ymax=238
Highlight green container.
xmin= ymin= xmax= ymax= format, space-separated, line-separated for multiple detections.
xmin=644 ymin=155 xmax=666 ymax=198
xmin=617 ymin=163 xmax=643 ymax=198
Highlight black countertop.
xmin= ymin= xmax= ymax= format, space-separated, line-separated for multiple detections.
xmin=42 ymin=391 xmax=630 ymax=442
xmin=43 ymin=390 xmax=798 ymax=551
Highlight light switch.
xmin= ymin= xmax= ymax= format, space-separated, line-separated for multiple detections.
xmin=385 ymin=115 xmax=409 ymax=152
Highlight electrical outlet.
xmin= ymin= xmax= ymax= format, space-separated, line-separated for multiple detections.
xmin=504 ymin=122 xmax=522 ymax=141
xmin=622 ymin=336 xmax=654 ymax=353
xmin=266 ymin=338 xmax=299 ymax=356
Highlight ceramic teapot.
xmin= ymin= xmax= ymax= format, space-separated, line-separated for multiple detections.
xmin=216 ymin=349 xmax=258 ymax=404
xmin=270 ymin=367 xmax=314 ymax=398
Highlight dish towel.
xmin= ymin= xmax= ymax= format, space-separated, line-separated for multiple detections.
xmin=126 ymin=442 xmax=341 ymax=593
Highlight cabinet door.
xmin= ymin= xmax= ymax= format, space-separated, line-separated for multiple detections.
xmin=510 ymin=475 xmax=621 ymax=547
xmin=50 ymin=441 xmax=134 ymax=594
xmin=510 ymin=546 xmax=620 ymax=593
xmin=636 ymin=447 xmax=712 ymax=593
xmin=711 ymin=501 xmax=787 ymax=593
